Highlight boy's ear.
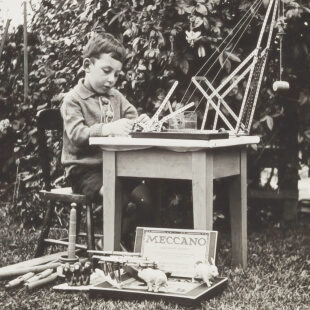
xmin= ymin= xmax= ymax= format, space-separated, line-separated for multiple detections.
xmin=83 ymin=58 xmax=92 ymax=73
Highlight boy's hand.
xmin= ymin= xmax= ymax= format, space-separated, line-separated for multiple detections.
xmin=136 ymin=113 xmax=150 ymax=125
xmin=102 ymin=118 xmax=134 ymax=136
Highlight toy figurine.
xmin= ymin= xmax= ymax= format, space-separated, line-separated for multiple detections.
xmin=81 ymin=261 xmax=92 ymax=285
xmin=192 ymin=258 xmax=219 ymax=287
xmin=62 ymin=261 xmax=92 ymax=286
xmin=137 ymin=268 xmax=168 ymax=292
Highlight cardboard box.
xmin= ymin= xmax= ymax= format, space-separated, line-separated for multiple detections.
xmin=90 ymin=227 xmax=228 ymax=304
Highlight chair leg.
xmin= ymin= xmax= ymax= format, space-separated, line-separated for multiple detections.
xmin=35 ymin=200 xmax=55 ymax=257
xmin=86 ymin=203 xmax=95 ymax=250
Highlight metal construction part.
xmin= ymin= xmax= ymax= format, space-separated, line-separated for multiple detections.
xmin=193 ymin=0 xmax=280 ymax=134
xmin=134 ymin=0 xmax=282 ymax=136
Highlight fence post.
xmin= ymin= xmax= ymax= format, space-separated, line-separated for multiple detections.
xmin=0 ymin=19 xmax=11 ymax=63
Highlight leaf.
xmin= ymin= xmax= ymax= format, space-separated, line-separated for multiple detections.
xmin=138 ymin=63 xmax=147 ymax=71
xmin=108 ymin=9 xmax=127 ymax=26
xmin=179 ymin=59 xmax=189 ymax=74
xmin=219 ymin=52 xmax=224 ymax=67
xmin=123 ymin=29 xmax=132 ymax=37
xmin=54 ymin=78 xmax=66 ymax=85
xmin=196 ymin=3 xmax=208 ymax=15
xmin=185 ymin=30 xmax=201 ymax=46
xmin=299 ymin=91 xmax=310 ymax=105
xmin=263 ymin=0 xmax=270 ymax=8
xmin=39 ymin=77 xmax=47 ymax=85
xmin=198 ymin=45 xmax=206 ymax=58
xmin=224 ymin=60 xmax=232 ymax=73
xmin=225 ymin=51 xmax=241 ymax=62
xmin=264 ymin=115 xmax=274 ymax=130
xmin=64 ymin=38 xmax=73 ymax=46
xmin=193 ymin=16 xmax=203 ymax=28
xmin=304 ymin=129 xmax=310 ymax=141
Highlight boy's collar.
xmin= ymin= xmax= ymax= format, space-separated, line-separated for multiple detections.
xmin=75 ymin=79 xmax=113 ymax=99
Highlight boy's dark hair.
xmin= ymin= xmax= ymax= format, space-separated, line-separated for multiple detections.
xmin=83 ymin=33 xmax=126 ymax=63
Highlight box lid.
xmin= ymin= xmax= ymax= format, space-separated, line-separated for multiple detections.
xmin=134 ymin=227 xmax=218 ymax=277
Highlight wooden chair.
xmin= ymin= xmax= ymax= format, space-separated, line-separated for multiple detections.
xmin=35 ymin=108 xmax=95 ymax=257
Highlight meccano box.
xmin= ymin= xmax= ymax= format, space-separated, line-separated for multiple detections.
xmin=90 ymin=227 xmax=228 ymax=304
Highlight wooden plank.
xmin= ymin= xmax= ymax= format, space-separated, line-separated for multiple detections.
xmin=44 ymin=239 xmax=87 ymax=250
xmin=213 ymin=149 xmax=240 ymax=178
xmin=116 ymin=149 xmax=192 ymax=179
xmin=192 ymin=152 xmax=214 ymax=230
xmin=0 ymin=251 xmax=67 ymax=274
xmin=39 ymin=190 xmax=88 ymax=204
xmin=0 ymin=262 xmax=60 ymax=280
xmin=229 ymin=149 xmax=247 ymax=268
xmin=90 ymin=135 xmax=260 ymax=149
xmin=102 ymin=151 xmax=122 ymax=251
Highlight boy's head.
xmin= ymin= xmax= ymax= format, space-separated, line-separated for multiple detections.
xmin=82 ymin=33 xmax=126 ymax=95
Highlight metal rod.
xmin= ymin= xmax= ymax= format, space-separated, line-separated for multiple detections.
xmin=44 ymin=239 xmax=87 ymax=250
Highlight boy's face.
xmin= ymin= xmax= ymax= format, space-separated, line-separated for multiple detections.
xmin=83 ymin=53 xmax=122 ymax=95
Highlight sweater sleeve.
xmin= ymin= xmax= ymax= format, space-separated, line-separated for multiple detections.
xmin=61 ymin=94 xmax=104 ymax=146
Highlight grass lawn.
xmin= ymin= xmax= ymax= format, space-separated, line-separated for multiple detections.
xmin=0 ymin=207 xmax=309 ymax=310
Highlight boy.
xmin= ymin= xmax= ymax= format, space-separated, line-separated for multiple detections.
xmin=60 ymin=33 xmax=152 ymax=238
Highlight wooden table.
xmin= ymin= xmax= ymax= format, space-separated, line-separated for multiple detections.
xmin=90 ymin=135 xmax=260 ymax=268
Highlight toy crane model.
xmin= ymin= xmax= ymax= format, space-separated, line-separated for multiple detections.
xmin=133 ymin=0 xmax=288 ymax=138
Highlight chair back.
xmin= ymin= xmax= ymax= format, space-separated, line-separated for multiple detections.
xmin=36 ymin=108 xmax=63 ymax=191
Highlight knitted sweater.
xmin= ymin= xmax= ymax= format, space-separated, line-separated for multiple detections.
xmin=60 ymin=79 xmax=138 ymax=176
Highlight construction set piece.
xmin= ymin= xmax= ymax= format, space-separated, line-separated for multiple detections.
xmin=134 ymin=0 xmax=287 ymax=138
xmin=62 ymin=261 xmax=92 ymax=286
xmin=92 ymin=253 xmax=158 ymax=285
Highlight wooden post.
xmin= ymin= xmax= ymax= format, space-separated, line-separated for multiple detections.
xmin=0 ymin=19 xmax=11 ymax=63
xmin=23 ymin=1 xmax=29 ymax=104
xmin=229 ymin=149 xmax=248 ymax=268
xmin=192 ymin=151 xmax=214 ymax=230
xmin=68 ymin=204 xmax=77 ymax=259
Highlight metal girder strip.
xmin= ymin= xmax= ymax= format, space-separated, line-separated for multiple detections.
xmin=147 ymin=81 xmax=178 ymax=129
xmin=213 ymin=98 xmax=221 ymax=130
xmin=202 ymin=77 xmax=239 ymax=122
xmin=197 ymin=51 xmax=256 ymax=131
xmin=160 ymin=101 xmax=195 ymax=123
xmin=192 ymin=77 xmax=234 ymax=131
xmin=214 ymin=49 xmax=256 ymax=95
xmin=236 ymin=51 xmax=259 ymax=131
xmin=246 ymin=0 xmax=279 ymax=132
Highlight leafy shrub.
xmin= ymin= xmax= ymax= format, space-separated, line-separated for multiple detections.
xmin=0 ymin=0 xmax=310 ymax=226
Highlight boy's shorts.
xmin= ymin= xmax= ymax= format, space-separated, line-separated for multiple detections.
xmin=67 ymin=165 xmax=140 ymax=204
xmin=67 ymin=165 xmax=103 ymax=203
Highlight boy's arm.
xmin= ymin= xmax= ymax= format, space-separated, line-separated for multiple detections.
xmin=61 ymin=96 xmax=111 ymax=146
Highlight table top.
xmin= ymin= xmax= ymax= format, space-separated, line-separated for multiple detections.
xmin=89 ymin=135 xmax=260 ymax=151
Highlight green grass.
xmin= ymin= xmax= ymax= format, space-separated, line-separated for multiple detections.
xmin=0 ymin=205 xmax=309 ymax=310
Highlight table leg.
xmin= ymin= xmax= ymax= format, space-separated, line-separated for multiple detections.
xmin=229 ymin=149 xmax=247 ymax=268
xmin=102 ymin=151 xmax=122 ymax=251
xmin=192 ymin=152 xmax=214 ymax=230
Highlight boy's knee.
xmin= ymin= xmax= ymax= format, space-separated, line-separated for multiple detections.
xmin=130 ymin=183 xmax=153 ymax=210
